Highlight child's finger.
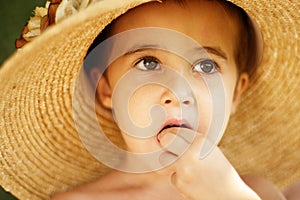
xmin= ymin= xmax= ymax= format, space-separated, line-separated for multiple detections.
xmin=159 ymin=151 xmax=177 ymax=167
xmin=158 ymin=132 xmax=186 ymax=170
xmin=158 ymin=128 xmax=195 ymax=156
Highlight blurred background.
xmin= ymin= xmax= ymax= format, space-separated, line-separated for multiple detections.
xmin=0 ymin=0 xmax=45 ymax=199
xmin=0 ymin=0 xmax=45 ymax=65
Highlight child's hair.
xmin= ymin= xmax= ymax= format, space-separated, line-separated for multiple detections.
xmin=86 ymin=0 xmax=261 ymax=79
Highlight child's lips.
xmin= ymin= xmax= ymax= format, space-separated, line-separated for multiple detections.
xmin=156 ymin=119 xmax=193 ymax=143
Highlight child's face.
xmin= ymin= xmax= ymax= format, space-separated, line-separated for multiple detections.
xmin=93 ymin=0 xmax=248 ymax=154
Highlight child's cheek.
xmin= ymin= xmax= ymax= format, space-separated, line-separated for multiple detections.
xmin=190 ymin=73 xmax=233 ymax=148
xmin=192 ymin=83 xmax=213 ymax=135
xmin=128 ymin=85 xmax=164 ymax=127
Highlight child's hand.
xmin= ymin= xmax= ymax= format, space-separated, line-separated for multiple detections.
xmin=158 ymin=128 xmax=261 ymax=200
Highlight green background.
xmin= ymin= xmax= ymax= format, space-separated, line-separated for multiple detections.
xmin=0 ymin=0 xmax=45 ymax=65
xmin=0 ymin=0 xmax=45 ymax=199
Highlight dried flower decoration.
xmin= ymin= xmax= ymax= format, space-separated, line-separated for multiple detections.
xmin=15 ymin=0 xmax=99 ymax=48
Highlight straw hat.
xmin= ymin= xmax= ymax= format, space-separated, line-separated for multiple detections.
xmin=0 ymin=0 xmax=299 ymax=199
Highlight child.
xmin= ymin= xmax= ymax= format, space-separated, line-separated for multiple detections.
xmin=51 ymin=0 xmax=290 ymax=199
xmin=0 ymin=0 xmax=299 ymax=199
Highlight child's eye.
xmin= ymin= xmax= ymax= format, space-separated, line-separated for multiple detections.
xmin=135 ymin=56 xmax=161 ymax=71
xmin=192 ymin=59 xmax=219 ymax=74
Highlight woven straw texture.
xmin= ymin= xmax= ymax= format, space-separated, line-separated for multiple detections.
xmin=221 ymin=0 xmax=300 ymax=189
xmin=0 ymin=0 xmax=299 ymax=199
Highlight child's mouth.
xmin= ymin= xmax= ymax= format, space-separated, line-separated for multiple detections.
xmin=159 ymin=124 xmax=190 ymax=133
xmin=156 ymin=120 xmax=192 ymax=143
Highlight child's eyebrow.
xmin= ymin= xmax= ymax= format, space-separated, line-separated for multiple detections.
xmin=196 ymin=46 xmax=228 ymax=60
xmin=123 ymin=44 xmax=162 ymax=56
xmin=123 ymin=45 xmax=227 ymax=60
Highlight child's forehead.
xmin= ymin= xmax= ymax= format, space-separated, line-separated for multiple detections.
xmin=110 ymin=0 xmax=238 ymax=32
xmin=107 ymin=0 xmax=239 ymax=64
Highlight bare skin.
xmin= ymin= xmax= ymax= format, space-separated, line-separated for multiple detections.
xmin=52 ymin=171 xmax=186 ymax=200
xmin=51 ymin=158 xmax=287 ymax=200
xmin=51 ymin=132 xmax=287 ymax=200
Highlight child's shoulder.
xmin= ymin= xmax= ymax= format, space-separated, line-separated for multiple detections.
xmin=241 ymin=174 xmax=286 ymax=200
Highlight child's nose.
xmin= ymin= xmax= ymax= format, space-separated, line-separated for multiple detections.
xmin=161 ymin=90 xmax=195 ymax=106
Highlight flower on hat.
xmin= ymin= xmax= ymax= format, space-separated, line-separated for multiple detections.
xmin=15 ymin=0 xmax=100 ymax=48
